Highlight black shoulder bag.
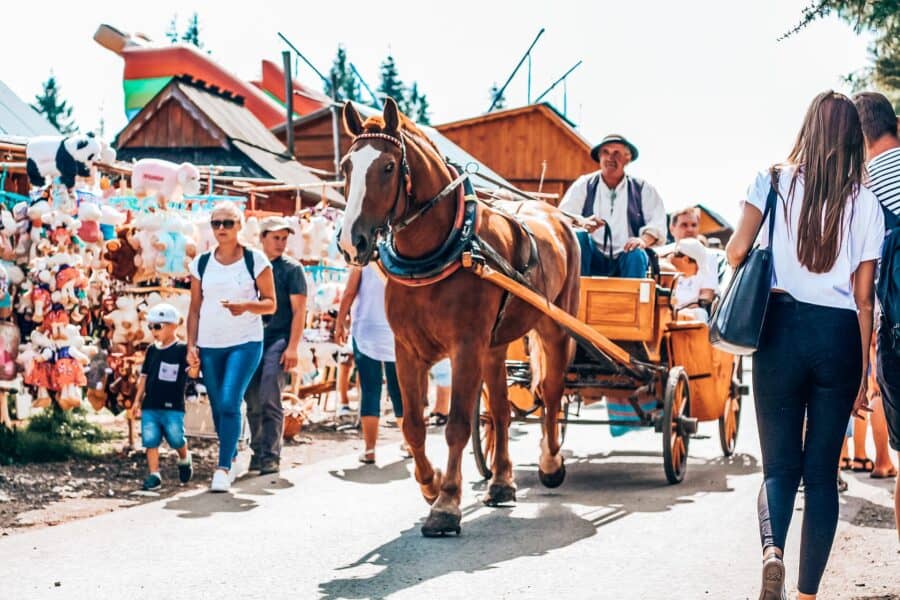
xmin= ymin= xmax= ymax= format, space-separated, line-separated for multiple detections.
xmin=709 ymin=170 xmax=778 ymax=355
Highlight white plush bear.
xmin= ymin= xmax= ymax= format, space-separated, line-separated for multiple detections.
xmin=131 ymin=159 xmax=201 ymax=204
xmin=104 ymin=295 xmax=142 ymax=345
xmin=132 ymin=212 xmax=166 ymax=280
xmin=26 ymin=133 xmax=103 ymax=189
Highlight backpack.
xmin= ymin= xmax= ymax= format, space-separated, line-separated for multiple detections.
xmin=878 ymin=207 xmax=900 ymax=356
xmin=197 ymin=247 xmax=258 ymax=295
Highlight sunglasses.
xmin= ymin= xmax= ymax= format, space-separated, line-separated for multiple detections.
xmin=673 ymin=251 xmax=696 ymax=262
xmin=149 ymin=323 xmax=166 ymax=331
xmin=210 ymin=219 xmax=237 ymax=230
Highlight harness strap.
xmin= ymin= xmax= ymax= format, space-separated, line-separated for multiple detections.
xmin=394 ymin=172 xmax=469 ymax=231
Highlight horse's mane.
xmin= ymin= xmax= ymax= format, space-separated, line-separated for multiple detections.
xmin=361 ymin=114 xmax=442 ymax=159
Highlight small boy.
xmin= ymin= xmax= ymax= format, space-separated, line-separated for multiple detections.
xmin=131 ymin=303 xmax=193 ymax=491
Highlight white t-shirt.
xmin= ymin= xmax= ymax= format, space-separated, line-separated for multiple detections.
xmin=189 ymin=247 xmax=271 ymax=348
xmin=744 ymin=166 xmax=884 ymax=311
xmin=351 ymin=265 xmax=395 ymax=362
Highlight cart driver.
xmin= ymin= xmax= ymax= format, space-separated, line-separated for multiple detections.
xmin=559 ymin=134 xmax=667 ymax=277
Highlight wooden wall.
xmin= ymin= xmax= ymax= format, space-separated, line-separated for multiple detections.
xmin=120 ymin=99 xmax=224 ymax=149
xmin=277 ymin=115 xmax=349 ymax=176
xmin=438 ymin=107 xmax=596 ymax=198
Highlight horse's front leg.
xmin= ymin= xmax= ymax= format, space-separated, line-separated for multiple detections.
xmin=481 ymin=345 xmax=517 ymax=506
xmin=395 ymin=343 xmax=440 ymax=504
xmin=421 ymin=346 xmax=483 ymax=537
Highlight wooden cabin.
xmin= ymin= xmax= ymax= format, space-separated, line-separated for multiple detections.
xmin=435 ymin=103 xmax=596 ymax=200
xmin=115 ymin=76 xmax=342 ymax=213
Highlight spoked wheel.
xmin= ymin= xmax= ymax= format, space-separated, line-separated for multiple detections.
xmin=472 ymin=385 xmax=496 ymax=480
xmin=718 ymin=357 xmax=743 ymax=457
xmin=662 ymin=367 xmax=691 ymax=485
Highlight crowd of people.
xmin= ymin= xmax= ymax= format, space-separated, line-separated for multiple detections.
xmin=124 ymin=89 xmax=899 ymax=600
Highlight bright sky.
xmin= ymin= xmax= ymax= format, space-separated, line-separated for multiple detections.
xmin=3 ymin=0 xmax=872 ymax=223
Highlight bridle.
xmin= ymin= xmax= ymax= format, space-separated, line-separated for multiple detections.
xmin=347 ymin=130 xmax=467 ymax=235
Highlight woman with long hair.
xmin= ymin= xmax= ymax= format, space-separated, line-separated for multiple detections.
xmin=187 ymin=201 xmax=276 ymax=492
xmin=727 ymin=91 xmax=884 ymax=599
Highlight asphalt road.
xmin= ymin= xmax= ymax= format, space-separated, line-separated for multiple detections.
xmin=2 ymin=383 xmax=898 ymax=600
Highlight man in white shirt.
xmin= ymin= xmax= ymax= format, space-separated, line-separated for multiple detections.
xmin=559 ymin=134 xmax=667 ymax=277
xmin=660 ymin=206 xmax=721 ymax=313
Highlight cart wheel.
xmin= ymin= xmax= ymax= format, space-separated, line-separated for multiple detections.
xmin=663 ymin=367 xmax=691 ymax=484
xmin=719 ymin=358 xmax=743 ymax=457
xmin=471 ymin=385 xmax=495 ymax=480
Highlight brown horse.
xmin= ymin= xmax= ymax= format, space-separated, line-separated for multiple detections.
xmin=338 ymin=98 xmax=580 ymax=536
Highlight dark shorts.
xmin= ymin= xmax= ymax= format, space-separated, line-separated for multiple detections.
xmin=876 ymin=318 xmax=900 ymax=452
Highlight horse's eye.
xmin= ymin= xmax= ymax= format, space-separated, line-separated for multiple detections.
xmin=385 ymin=162 xmax=395 ymax=173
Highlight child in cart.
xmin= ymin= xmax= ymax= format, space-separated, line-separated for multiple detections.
xmin=131 ymin=303 xmax=193 ymax=491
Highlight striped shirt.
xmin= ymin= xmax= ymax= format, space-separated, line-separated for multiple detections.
xmin=867 ymin=147 xmax=900 ymax=218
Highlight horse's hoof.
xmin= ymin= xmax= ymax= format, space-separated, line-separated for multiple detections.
xmin=483 ymin=483 xmax=517 ymax=506
xmin=538 ymin=460 xmax=566 ymax=489
xmin=421 ymin=508 xmax=462 ymax=537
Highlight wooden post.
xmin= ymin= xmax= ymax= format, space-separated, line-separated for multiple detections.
xmin=283 ymin=51 xmax=295 ymax=159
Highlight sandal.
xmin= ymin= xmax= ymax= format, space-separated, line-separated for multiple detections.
xmin=358 ymin=450 xmax=375 ymax=464
xmin=400 ymin=442 xmax=413 ymax=459
xmin=871 ymin=466 xmax=898 ymax=479
xmin=840 ymin=457 xmax=853 ymax=471
xmin=852 ymin=457 xmax=875 ymax=472
xmin=429 ymin=412 xmax=449 ymax=427
xmin=837 ymin=474 xmax=849 ymax=493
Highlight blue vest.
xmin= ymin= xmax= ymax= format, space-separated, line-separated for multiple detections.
xmin=582 ymin=174 xmax=646 ymax=237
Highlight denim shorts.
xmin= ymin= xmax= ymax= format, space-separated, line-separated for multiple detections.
xmin=141 ymin=409 xmax=186 ymax=449
xmin=430 ymin=358 xmax=452 ymax=387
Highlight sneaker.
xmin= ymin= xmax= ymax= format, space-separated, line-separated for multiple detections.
xmin=177 ymin=453 xmax=193 ymax=484
xmin=210 ymin=469 xmax=230 ymax=493
xmin=248 ymin=455 xmax=262 ymax=472
xmin=337 ymin=405 xmax=354 ymax=418
xmin=260 ymin=458 xmax=280 ymax=475
xmin=142 ymin=473 xmax=162 ymax=491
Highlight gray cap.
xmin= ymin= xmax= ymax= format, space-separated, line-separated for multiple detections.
xmin=146 ymin=303 xmax=180 ymax=324
xmin=259 ymin=216 xmax=295 ymax=235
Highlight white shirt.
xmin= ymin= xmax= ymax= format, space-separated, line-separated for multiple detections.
xmin=189 ymin=248 xmax=271 ymax=348
xmin=351 ymin=265 xmax=395 ymax=362
xmin=744 ymin=166 xmax=884 ymax=311
xmin=659 ymin=242 xmax=721 ymax=291
xmin=559 ymin=171 xmax=667 ymax=255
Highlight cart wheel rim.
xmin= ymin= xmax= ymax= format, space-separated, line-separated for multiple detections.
xmin=670 ymin=376 xmax=687 ymax=472
xmin=663 ymin=368 xmax=690 ymax=483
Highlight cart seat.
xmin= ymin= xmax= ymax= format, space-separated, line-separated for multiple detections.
xmin=578 ymin=276 xmax=657 ymax=342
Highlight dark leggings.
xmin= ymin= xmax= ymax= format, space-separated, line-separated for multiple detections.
xmin=352 ymin=338 xmax=403 ymax=418
xmin=753 ymin=295 xmax=861 ymax=595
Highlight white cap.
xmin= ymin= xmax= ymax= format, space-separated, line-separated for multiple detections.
xmin=146 ymin=303 xmax=180 ymax=324
xmin=259 ymin=216 xmax=295 ymax=235
xmin=674 ymin=237 xmax=707 ymax=265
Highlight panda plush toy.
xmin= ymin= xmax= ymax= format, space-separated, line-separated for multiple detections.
xmin=25 ymin=133 xmax=103 ymax=189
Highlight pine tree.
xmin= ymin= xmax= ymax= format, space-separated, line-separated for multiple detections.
xmin=324 ymin=45 xmax=359 ymax=102
xmin=405 ymin=82 xmax=431 ymax=125
xmin=165 ymin=15 xmax=179 ymax=43
xmin=377 ymin=54 xmax=405 ymax=107
xmin=31 ymin=73 xmax=77 ymax=134
xmin=181 ymin=13 xmax=203 ymax=49
xmin=488 ymin=82 xmax=507 ymax=111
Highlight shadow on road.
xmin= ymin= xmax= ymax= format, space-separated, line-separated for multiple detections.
xmin=318 ymin=452 xmax=760 ymax=599
xmin=161 ymin=475 xmax=294 ymax=518
xmin=328 ymin=459 xmax=412 ymax=486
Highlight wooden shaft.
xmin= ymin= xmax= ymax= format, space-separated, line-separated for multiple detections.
xmin=471 ymin=263 xmax=633 ymax=365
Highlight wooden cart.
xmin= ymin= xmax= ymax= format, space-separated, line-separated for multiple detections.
xmin=470 ymin=269 xmax=747 ymax=485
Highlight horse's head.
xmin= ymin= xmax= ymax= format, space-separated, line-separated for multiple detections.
xmin=338 ymin=97 xmax=409 ymax=266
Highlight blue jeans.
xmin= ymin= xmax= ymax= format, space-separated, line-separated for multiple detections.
xmin=753 ymin=295 xmax=860 ymax=595
xmin=141 ymin=409 xmax=186 ymax=449
xmin=352 ymin=338 xmax=403 ymax=418
xmin=200 ymin=341 xmax=263 ymax=469
xmin=574 ymin=230 xmax=648 ymax=277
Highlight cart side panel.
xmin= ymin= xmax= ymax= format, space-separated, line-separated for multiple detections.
xmin=577 ymin=277 xmax=656 ymax=342
xmin=667 ymin=322 xmax=728 ymax=421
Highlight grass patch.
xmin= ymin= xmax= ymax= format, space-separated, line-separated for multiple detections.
xmin=0 ymin=406 xmax=119 ymax=464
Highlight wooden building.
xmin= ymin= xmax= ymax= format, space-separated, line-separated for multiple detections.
xmin=115 ymin=76 xmax=342 ymax=213
xmin=273 ymin=103 xmax=512 ymax=189
xmin=436 ymin=103 xmax=596 ymax=200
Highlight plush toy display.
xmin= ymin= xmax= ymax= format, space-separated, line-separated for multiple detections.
xmin=131 ymin=159 xmax=201 ymax=204
xmin=25 ymin=133 xmax=103 ymax=189
xmin=103 ymin=227 xmax=138 ymax=283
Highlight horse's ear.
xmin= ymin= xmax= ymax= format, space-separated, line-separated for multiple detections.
xmin=343 ymin=101 xmax=363 ymax=137
xmin=383 ymin=97 xmax=400 ymax=133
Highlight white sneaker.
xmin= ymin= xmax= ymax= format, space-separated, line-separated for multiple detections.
xmin=210 ymin=469 xmax=230 ymax=493
xmin=337 ymin=405 xmax=354 ymax=417
xmin=228 ymin=466 xmax=238 ymax=483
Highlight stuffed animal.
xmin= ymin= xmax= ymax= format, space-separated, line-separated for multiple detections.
xmin=0 ymin=321 xmax=20 ymax=381
xmin=131 ymin=159 xmax=201 ymax=204
xmin=155 ymin=213 xmax=197 ymax=277
xmin=239 ymin=216 xmax=261 ymax=249
xmin=53 ymin=254 xmax=86 ymax=307
xmin=25 ymin=330 xmax=55 ymax=407
xmin=104 ymin=295 xmax=141 ymax=345
xmin=103 ymin=226 xmax=139 ymax=282
xmin=132 ymin=212 xmax=166 ymax=280
xmin=76 ymin=202 xmax=103 ymax=244
xmin=99 ymin=205 xmax=126 ymax=241
xmin=42 ymin=210 xmax=81 ymax=251
xmin=53 ymin=325 xmax=90 ymax=411
xmin=25 ymin=133 xmax=103 ymax=189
